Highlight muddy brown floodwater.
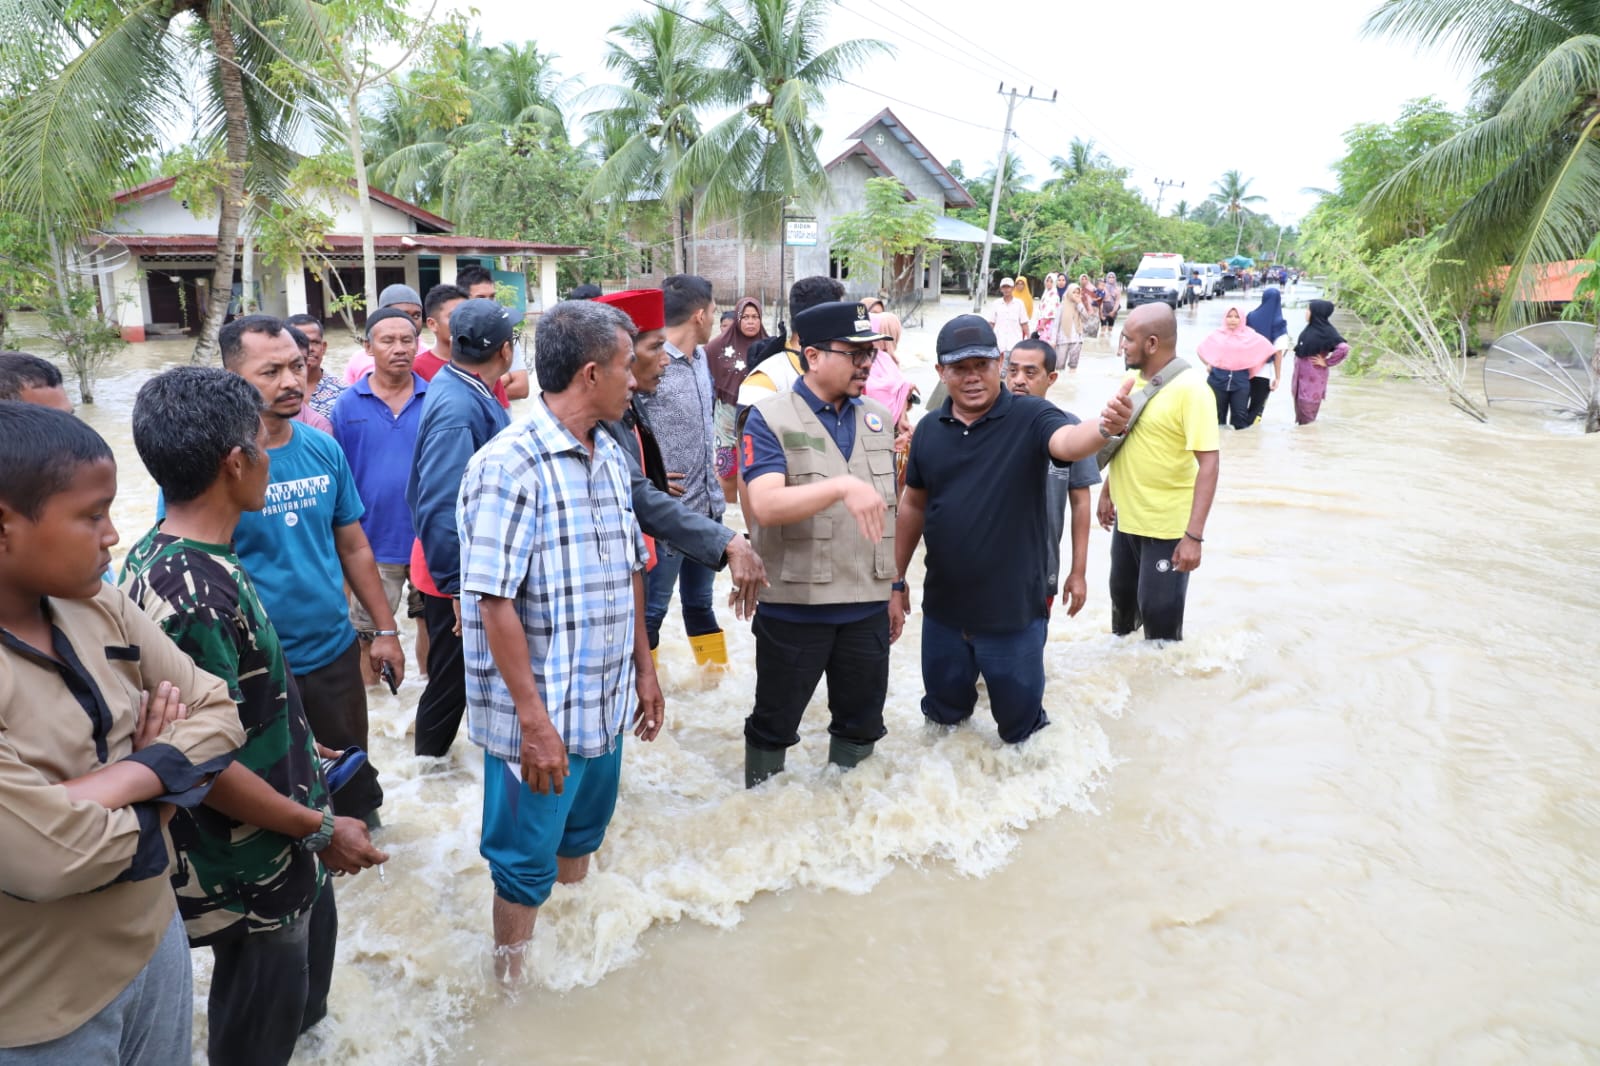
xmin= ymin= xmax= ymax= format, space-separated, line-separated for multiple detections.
xmin=57 ymin=288 xmax=1600 ymax=1064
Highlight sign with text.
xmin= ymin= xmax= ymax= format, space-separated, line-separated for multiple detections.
xmin=784 ymin=219 xmax=818 ymax=247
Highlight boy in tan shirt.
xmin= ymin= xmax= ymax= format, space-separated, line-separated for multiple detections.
xmin=0 ymin=402 xmax=244 ymax=1060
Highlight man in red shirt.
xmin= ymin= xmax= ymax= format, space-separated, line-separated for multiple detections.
xmin=414 ymin=283 xmax=513 ymax=408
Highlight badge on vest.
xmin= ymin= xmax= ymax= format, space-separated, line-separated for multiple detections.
xmin=863 ymin=412 xmax=884 ymax=433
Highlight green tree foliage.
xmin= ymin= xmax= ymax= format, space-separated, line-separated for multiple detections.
xmin=0 ymin=0 xmax=316 ymax=362
xmin=1208 ymin=170 xmax=1266 ymax=255
xmin=676 ymin=0 xmax=890 ymax=244
xmin=584 ymin=4 xmax=716 ymax=274
xmin=827 ymin=177 xmax=935 ymax=299
xmin=448 ymin=129 xmax=628 ymax=292
xmin=1327 ymin=96 xmax=1468 ymax=240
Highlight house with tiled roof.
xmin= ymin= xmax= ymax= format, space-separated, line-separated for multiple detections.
xmin=99 ymin=177 xmax=586 ymax=341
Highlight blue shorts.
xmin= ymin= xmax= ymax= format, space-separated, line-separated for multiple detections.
xmin=480 ymin=742 xmax=623 ymax=908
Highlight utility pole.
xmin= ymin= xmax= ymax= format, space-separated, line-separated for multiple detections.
xmin=1153 ymin=178 xmax=1184 ymax=216
xmin=974 ymin=84 xmax=1055 ymax=312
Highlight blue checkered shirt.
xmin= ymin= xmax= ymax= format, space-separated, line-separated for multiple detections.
xmin=457 ymin=398 xmax=647 ymax=761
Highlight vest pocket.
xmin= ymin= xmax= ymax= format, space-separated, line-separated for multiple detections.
xmin=780 ymin=514 xmax=832 ymax=583
xmin=865 ymin=446 xmax=897 ymax=502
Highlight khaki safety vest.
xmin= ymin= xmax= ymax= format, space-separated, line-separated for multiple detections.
xmin=749 ymin=387 xmax=898 ymax=605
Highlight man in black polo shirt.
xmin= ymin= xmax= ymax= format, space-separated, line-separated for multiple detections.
xmin=894 ymin=316 xmax=1132 ymax=743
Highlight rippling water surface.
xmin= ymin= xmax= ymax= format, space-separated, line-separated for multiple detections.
xmin=63 ymin=290 xmax=1600 ymax=1064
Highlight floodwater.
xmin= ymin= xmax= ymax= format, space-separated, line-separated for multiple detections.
xmin=59 ymin=289 xmax=1600 ymax=1065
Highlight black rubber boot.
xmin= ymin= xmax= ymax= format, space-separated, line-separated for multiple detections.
xmin=827 ymin=737 xmax=876 ymax=770
xmin=744 ymin=743 xmax=786 ymax=789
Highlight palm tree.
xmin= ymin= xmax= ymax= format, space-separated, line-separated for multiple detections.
xmin=677 ymin=0 xmax=890 ymax=271
xmin=1045 ymin=138 xmax=1106 ymax=188
xmin=584 ymin=4 xmax=716 ymax=274
xmin=1171 ymin=199 xmax=1191 ymax=221
xmin=984 ymin=150 xmax=1031 ymax=202
xmin=1 ymin=0 xmax=310 ymax=362
xmin=1364 ymin=0 xmax=1600 ymax=100
xmin=1364 ymin=35 xmax=1600 ymax=429
xmin=1209 ymin=170 xmax=1266 ymax=255
xmin=369 ymin=38 xmax=571 ymax=216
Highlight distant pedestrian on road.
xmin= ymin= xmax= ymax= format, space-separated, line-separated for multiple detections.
xmin=1244 ymin=286 xmax=1289 ymax=424
xmin=1198 ymin=306 xmax=1276 ymax=430
xmin=1057 ymin=284 xmax=1086 ymax=370
xmin=1100 ymin=272 xmax=1122 ymax=339
xmin=1292 ymin=299 xmax=1350 ymax=426
xmin=985 ymin=277 xmax=1030 ymax=357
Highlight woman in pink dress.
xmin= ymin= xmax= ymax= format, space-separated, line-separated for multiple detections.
xmin=1292 ymin=299 xmax=1350 ymax=425
xmin=1034 ymin=271 xmax=1060 ymax=347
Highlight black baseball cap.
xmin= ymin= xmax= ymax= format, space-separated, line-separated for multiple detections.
xmin=794 ymin=301 xmax=890 ymax=349
xmin=450 ymin=298 xmax=515 ymax=355
xmin=935 ymin=315 xmax=1000 ymax=364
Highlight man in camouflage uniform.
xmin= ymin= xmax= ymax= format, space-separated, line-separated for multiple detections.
xmin=120 ymin=367 xmax=386 ymax=1065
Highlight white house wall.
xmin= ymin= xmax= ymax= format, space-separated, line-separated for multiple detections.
xmin=110 ymin=189 xmax=419 ymax=237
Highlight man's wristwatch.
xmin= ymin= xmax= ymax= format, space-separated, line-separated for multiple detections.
xmin=297 ymin=807 xmax=335 ymax=853
xmin=891 ymin=580 xmax=907 ymax=592
xmin=1098 ymin=423 xmax=1117 ymax=440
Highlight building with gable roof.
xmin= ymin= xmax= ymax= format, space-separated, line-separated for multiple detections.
xmin=98 ymin=177 xmax=586 ymax=341
xmin=620 ymin=108 xmax=996 ymax=316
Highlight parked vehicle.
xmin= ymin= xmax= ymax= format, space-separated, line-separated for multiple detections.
xmin=1127 ymin=252 xmax=1186 ymax=310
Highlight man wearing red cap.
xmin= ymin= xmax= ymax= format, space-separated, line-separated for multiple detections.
xmin=596 ymin=289 xmax=768 ymax=631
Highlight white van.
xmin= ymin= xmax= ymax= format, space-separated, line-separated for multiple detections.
xmin=1127 ymin=252 xmax=1186 ymax=310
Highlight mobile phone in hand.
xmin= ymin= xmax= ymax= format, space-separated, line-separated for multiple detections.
xmin=379 ymin=660 xmax=398 ymax=695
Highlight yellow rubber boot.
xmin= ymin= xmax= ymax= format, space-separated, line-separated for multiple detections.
xmin=689 ymin=630 xmax=728 ymax=668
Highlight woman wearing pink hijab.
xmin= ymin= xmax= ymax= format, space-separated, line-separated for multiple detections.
xmin=864 ymin=311 xmax=915 ymax=480
xmin=1198 ymin=305 xmax=1277 ymax=429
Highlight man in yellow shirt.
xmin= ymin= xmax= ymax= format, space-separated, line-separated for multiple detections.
xmin=1096 ymin=303 xmax=1219 ymax=640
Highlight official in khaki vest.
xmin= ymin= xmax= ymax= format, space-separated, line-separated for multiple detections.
xmin=738 ymin=302 xmax=901 ymax=788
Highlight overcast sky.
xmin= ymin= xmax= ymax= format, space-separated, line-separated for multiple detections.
xmin=455 ymin=0 xmax=1472 ymax=224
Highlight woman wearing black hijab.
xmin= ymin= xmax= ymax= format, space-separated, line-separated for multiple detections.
xmin=1244 ymin=287 xmax=1289 ymax=424
xmin=1292 ymin=299 xmax=1350 ymax=425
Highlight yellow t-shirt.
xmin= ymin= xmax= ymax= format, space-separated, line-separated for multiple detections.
xmin=1108 ymin=365 xmax=1219 ymax=539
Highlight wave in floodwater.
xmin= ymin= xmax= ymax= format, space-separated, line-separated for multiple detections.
xmin=187 ymin=607 xmax=1251 ymax=1064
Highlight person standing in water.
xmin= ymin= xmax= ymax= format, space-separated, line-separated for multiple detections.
xmin=1244 ymin=287 xmax=1289 ymax=424
xmin=1198 ymin=306 xmax=1276 ymax=430
xmin=1292 ymin=299 xmax=1350 ymax=425
xmin=705 ymin=297 xmax=767 ymax=503
xmin=738 ymin=302 xmax=898 ymax=787
xmin=456 ymin=300 xmax=664 ymax=985
xmin=1097 ymin=304 xmax=1219 ymax=642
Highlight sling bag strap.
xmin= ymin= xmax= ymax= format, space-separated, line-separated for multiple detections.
xmin=1094 ymin=358 xmax=1192 ymax=471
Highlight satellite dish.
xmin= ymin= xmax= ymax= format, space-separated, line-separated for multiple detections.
xmin=1483 ymin=321 xmax=1596 ymax=419
xmin=66 ymin=232 xmax=132 ymax=277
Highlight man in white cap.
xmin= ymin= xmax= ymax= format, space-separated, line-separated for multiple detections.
xmin=984 ymin=277 xmax=1030 ymax=358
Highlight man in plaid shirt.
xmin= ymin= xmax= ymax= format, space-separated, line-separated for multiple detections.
xmin=456 ymin=300 xmax=666 ymax=984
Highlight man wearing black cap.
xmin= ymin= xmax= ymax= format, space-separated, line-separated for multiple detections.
xmin=894 ymin=315 xmax=1133 ymax=744
xmin=738 ymin=301 xmax=900 ymax=786
xmin=406 ymin=298 xmax=516 ymax=756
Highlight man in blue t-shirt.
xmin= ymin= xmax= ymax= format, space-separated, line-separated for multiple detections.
xmin=331 ymin=307 xmax=429 ymax=687
xmin=222 ymin=315 xmax=405 ymax=824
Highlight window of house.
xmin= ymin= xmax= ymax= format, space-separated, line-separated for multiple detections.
xmin=828 ymin=254 xmax=850 ymax=281
xmin=639 ymin=245 xmax=654 ymax=275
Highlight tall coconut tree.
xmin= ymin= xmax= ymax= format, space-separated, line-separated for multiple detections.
xmin=1209 ymin=170 xmax=1266 ymax=255
xmin=1365 ymin=0 xmax=1600 ymax=99
xmin=584 ymin=4 xmax=715 ymax=274
xmin=0 ymin=0 xmax=311 ymax=362
xmin=1364 ymin=36 xmax=1600 ymax=429
xmin=676 ymin=0 xmax=890 ymax=268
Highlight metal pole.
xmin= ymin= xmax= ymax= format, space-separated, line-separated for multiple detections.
xmin=778 ymin=205 xmax=788 ymax=330
xmin=974 ymin=88 xmax=1019 ymax=313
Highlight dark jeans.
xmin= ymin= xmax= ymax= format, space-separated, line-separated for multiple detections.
xmin=745 ymin=610 xmax=890 ymax=751
xmin=206 ymin=881 xmax=337 ymax=1066
xmin=293 ymin=638 xmax=380 ymax=819
xmin=1246 ymin=375 xmax=1273 ymax=424
xmin=1109 ymin=529 xmax=1191 ymax=641
xmin=920 ymin=614 xmax=1049 ymax=744
xmin=1208 ymin=367 xmax=1252 ymax=430
xmin=644 ymin=543 xmax=718 ymax=648
xmin=414 ymin=594 xmax=466 ymax=757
